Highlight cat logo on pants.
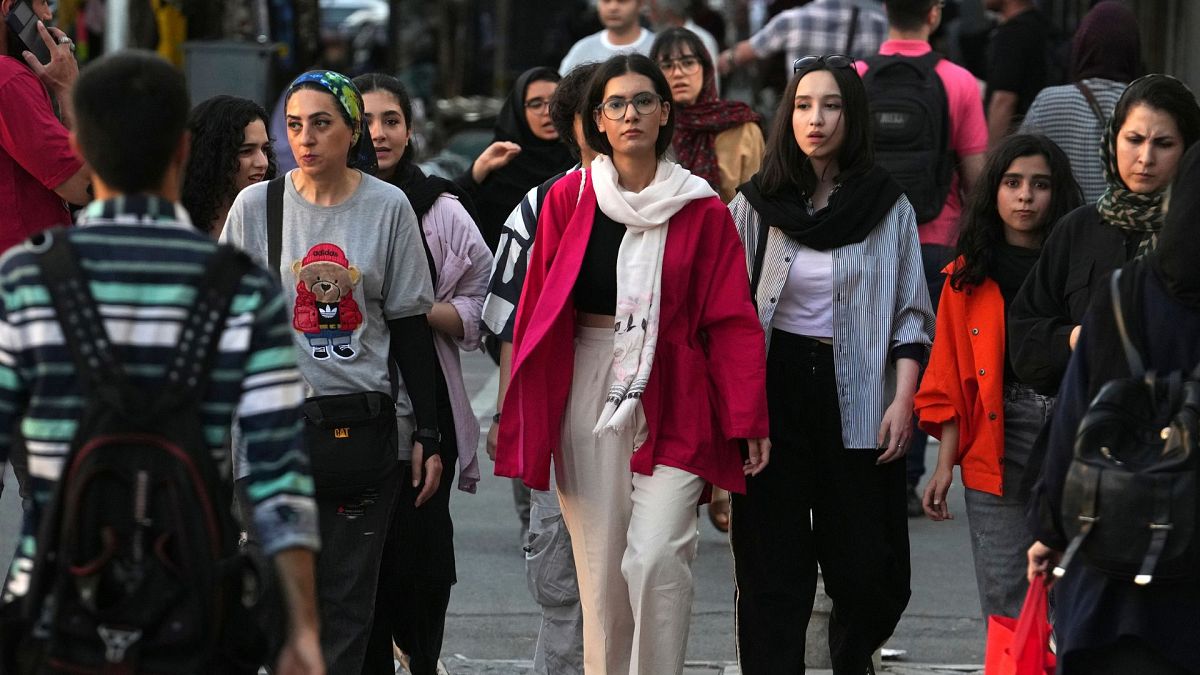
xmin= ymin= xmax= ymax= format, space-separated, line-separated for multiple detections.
xmin=334 ymin=427 xmax=350 ymax=439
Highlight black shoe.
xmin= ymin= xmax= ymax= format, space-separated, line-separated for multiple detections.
xmin=333 ymin=345 xmax=355 ymax=359
xmin=906 ymin=485 xmax=923 ymax=518
xmin=312 ymin=346 xmax=330 ymax=360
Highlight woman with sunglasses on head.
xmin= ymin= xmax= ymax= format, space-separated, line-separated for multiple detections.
xmin=728 ymin=54 xmax=935 ymax=674
xmin=915 ymin=134 xmax=1081 ymax=624
xmin=455 ymin=67 xmax=575 ymax=250
xmin=494 ymin=53 xmax=770 ymax=675
xmin=221 ymin=70 xmax=441 ymax=673
xmin=182 ymin=95 xmax=276 ymax=239
xmin=651 ymin=27 xmax=763 ymax=206
xmin=1009 ymin=75 xmax=1200 ymax=396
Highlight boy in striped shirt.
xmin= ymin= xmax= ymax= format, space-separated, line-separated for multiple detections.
xmin=0 ymin=52 xmax=322 ymax=673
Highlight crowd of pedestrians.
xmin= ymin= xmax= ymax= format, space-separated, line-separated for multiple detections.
xmin=1 ymin=0 xmax=1199 ymax=674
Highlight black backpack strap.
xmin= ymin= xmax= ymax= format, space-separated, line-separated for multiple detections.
xmin=35 ymin=228 xmax=139 ymax=413
xmin=1075 ymin=81 xmax=1106 ymax=126
xmin=843 ymin=6 xmax=860 ymax=55
xmin=1055 ymin=466 xmax=1101 ymax=578
xmin=1135 ymin=475 xmax=1175 ymax=586
xmin=266 ymin=176 xmax=285 ymax=285
xmin=1110 ymin=268 xmax=1146 ymax=378
xmin=155 ymin=246 xmax=255 ymax=412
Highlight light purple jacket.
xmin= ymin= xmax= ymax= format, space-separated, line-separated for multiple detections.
xmin=423 ymin=194 xmax=493 ymax=492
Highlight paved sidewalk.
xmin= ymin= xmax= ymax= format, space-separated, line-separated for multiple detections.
xmin=430 ymin=656 xmax=984 ymax=674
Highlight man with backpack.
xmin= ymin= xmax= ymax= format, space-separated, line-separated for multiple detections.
xmin=857 ymin=0 xmax=987 ymax=515
xmin=0 ymin=51 xmax=322 ymax=674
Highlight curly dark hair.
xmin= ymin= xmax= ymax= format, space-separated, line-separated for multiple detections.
xmin=949 ymin=134 xmax=1082 ymax=290
xmin=182 ymin=95 xmax=276 ymax=234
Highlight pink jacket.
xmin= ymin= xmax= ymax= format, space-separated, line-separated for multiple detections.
xmin=423 ymin=194 xmax=493 ymax=493
xmin=495 ymin=170 xmax=769 ymax=493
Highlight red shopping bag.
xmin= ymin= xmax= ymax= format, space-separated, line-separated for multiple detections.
xmin=984 ymin=576 xmax=1056 ymax=675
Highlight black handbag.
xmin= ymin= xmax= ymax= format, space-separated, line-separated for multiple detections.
xmin=301 ymin=391 xmax=400 ymax=497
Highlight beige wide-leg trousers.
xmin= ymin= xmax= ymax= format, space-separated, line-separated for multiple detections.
xmin=555 ymin=325 xmax=706 ymax=675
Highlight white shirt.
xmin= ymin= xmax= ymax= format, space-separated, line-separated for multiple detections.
xmin=771 ymin=244 xmax=834 ymax=338
xmin=559 ymin=27 xmax=656 ymax=75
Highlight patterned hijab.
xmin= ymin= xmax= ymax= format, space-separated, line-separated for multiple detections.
xmin=669 ymin=49 xmax=760 ymax=190
xmin=285 ymin=70 xmax=378 ymax=174
xmin=1096 ymin=76 xmax=1175 ymax=255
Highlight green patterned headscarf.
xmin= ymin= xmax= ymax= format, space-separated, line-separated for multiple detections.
xmin=1095 ymin=74 xmax=1182 ymax=256
xmin=285 ymin=70 xmax=378 ymax=174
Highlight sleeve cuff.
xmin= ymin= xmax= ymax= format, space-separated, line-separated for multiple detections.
xmin=891 ymin=343 xmax=928 ymax=365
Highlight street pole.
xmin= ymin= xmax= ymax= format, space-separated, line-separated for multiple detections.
xmin=104 ymin=0 xmax=129 ymax=54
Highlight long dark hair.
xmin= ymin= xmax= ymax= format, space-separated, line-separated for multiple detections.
xmin=353 ymin=72 xmax=415 ymax=165
xmin=757 ymin=61 xmax=874 ymax=197
xmin=583 ymin=53 xmax=676 ymax=158
xmin=949 ymin=134 xmax=1082 ymax=290
xmin=182 ymin=95 xmax=276 ymax=234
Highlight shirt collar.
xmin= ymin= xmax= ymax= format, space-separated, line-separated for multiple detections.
xmin=76 ymin=194 xmax=195 ymax=231
xmin=878 ymin=39 xmax=933 ymax=57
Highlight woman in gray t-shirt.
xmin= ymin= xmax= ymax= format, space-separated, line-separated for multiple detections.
xmin=222 ymin=70 xmax=442 ymax=674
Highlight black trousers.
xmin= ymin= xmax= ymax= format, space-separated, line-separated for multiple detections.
xmin=365 ymin=402 xmax=459 ymax=675
xmin=731 ymin=331 xmax=911 ymax=674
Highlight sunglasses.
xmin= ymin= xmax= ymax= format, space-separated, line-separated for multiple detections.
xmin=793 ymin=54 xmax=855 ymax=73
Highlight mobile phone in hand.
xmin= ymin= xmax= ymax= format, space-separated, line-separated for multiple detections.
xmin=5 ymin=0 xmax=52 ymax=65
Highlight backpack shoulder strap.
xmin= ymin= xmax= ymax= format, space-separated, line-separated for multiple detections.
xmin=156 ymin=245 xmax=255 ymax=411
xmin=266 ymin=176 xmax=285 ymax=285
xmin=35 ymin=228 xmax=137 ymax=409
xmin=843 ymin=6 xmax=860 ymax=55
xmin=1074 ymin=81 xmax=1107 ymax=126
xmin=1110 ymin=267 xmax=1146 ymax=378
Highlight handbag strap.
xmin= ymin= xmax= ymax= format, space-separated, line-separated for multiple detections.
xmin=749 ymin=218 xmax=770 ymax=303
xmin=1110 ymin=268 xmax=1146 ymax=378
xmin=1074 ymin=81 xmax=1107 ymax=126
xmin=1135 ymin=474 xmax=1175 ymax=586
xmin=266 ymin=176 xmax=285 ymax=285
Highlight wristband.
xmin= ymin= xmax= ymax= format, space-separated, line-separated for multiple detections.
xmin=492 ymin=412 xmax=501 ymax=423
xmin=413 ymin=428 xmax=440 ymax=452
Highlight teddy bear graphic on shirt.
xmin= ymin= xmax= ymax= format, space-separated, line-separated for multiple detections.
xmin=292 ymin=243 xmax=363 ymax=360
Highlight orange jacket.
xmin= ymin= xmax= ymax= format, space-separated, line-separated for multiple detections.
xmin=914 ymin=259 xmax=1007 ymax=496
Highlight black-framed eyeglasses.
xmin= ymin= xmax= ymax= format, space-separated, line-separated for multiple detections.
xmin=597 ymin=93 xmax=662 ymax=120
xmin=524 ymin=97 xmax=550 ymax=113
xmin=657 ymin=56 xmax=702 ymax=75
xmin=793 ymin=54 xmax=855 ymax=73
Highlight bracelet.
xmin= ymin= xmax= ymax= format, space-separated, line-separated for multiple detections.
xmin=492 ymin=412 xmax=501 ymax=423
xmin=724 ymin=50 xmax=736 ymax=68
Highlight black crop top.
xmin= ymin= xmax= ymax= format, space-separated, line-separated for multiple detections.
xmin=574 ymin=205 xmax=625 ymax=315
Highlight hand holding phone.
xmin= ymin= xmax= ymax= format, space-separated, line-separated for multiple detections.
xmin=5 ymin=0 xmax=51 ymax=65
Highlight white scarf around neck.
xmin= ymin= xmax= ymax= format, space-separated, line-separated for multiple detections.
xmin=588 ymin=155 xmax=717 ymax=435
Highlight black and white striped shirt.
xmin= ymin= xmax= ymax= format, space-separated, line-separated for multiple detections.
xmin=730 ymin=192 xmax=935 ymax=449
xmin=1020 ymin=78 xmax=1127 ymax=205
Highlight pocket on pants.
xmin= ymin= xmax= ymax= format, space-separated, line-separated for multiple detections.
xmin=525 ymin=513 xmax=580 ymax=607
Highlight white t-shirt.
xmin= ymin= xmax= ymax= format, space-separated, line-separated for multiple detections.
xmin=770 ymin=244 xmax=834 ymax=338
xmin=559 ymin=27 xmax=656 ymax=75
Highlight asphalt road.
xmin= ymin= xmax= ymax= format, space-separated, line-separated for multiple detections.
xmin=0 ymin=348 xmax=988 ymax=672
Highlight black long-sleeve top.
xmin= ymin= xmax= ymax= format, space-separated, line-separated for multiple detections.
xmin=1027 ymin=261 xmax=1200 ymax=669
xmin=1007 ymin=205 xmax=1135 ymax=394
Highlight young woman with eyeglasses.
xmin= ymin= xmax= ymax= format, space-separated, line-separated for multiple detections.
xmin=494 ymin=53 xmax=770 ymax=674
xmin=650 ymin=27 xmax=764 ymax=206
xmin=728 ymin=54 xmax=935 ymax=674
xmin=455 ymin=67 xmax=574 ymax=250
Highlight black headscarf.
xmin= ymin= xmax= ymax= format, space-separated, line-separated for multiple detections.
xmin=738 ymin=164 xmax=904 ymax=251
xmin=471 ymin=67 xmax=574 ymax=249
xmin=1149 ymin=143 xmax=1200 ymax=309
xmin=1070 ymin=1 xmax=1141 ymax=83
